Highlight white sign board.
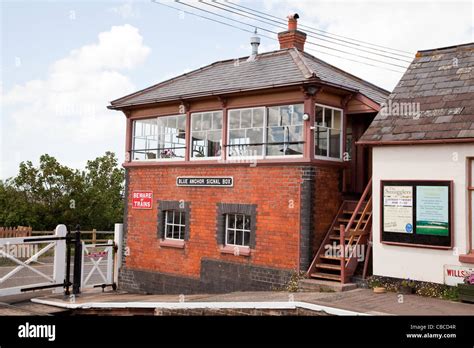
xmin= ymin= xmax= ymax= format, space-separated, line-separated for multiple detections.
xmin=383 ymin=186 xmax=413 ymax=233
xmin=444 ymin=265 xmax=474 ymax=286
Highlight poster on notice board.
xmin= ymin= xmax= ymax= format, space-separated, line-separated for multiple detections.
xmin=416 ymin=186 xmax=449 ymax=236
xmin=383 ymin=186 xmax=413 ymax=234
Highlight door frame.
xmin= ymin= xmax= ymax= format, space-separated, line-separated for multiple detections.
xmin=346 ymin=114 xmax=374 ymax=194
xmin=468 ymin=157 xmax=474 ymax=254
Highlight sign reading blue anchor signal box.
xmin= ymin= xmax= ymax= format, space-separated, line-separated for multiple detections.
xmin=176 ymin=176 xmax=233 ymax=187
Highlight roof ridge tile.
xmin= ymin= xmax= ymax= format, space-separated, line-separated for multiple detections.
xmin=288 ymin=48 xmax=316 ymax=79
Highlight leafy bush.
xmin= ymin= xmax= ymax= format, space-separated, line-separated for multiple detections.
xmin=367 ymin=275 xmax=459 ymax=300
xmin=283 ymin=270 xmax=306 ymax=292
xmin=401 ymin=279 xmax=416 ymax=288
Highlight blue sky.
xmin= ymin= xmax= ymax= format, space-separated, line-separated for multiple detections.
xmin=1 ymin=0 xmax=473 ymax=179
xmin=2 ymin=1 xmax=252 ymax=95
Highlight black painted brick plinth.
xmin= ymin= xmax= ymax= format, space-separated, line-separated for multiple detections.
xmin=119 ymin=259 xmax=293 ymax=294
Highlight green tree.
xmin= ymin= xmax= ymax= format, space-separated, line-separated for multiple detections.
xmin=80 ymin=151 xmax=124 ymax=230
xmin=0 ymin=179 xmax=29 ymax=227
xmin=0 ymin=152 xmax=124 ymax=231
xmin=12 ymin=155 xmax=80 ymax=229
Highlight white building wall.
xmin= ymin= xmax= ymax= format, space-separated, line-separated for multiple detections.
xmin=372 ymin=143 xmax=474 ymax=284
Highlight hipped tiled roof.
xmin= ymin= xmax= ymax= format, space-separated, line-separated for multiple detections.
xmin=359 ymin=42 xmax=474 ymax=144
xmin=109 ymin=48 xmax=389 ymax=109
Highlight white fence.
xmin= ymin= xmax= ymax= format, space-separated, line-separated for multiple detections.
xmin=81 ymin=223 xmax=123 ymax=290
xmin=0 ymin=225 xmax=67 ymax=296
xmin=0 ymin=244 xmax=39 ymax=259
xmin=0 ymin=223 xmax=123 ymax=297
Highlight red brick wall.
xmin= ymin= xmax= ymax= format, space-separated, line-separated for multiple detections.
xmin=125 ymin=165 xmax=305 ymax=278
xmin=312 ymin=167 xmax=343 ymax=254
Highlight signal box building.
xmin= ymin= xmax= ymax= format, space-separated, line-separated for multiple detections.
xmin=110 ymin=15 xmax=389 ymax=294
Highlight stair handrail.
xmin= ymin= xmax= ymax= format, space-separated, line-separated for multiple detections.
xmin=340 ymin=223 xmax=346 ymax=284
xmin=344 ymin=177 xmax=372 ymax=236
xmin=353 ymin=197 xmax=371 ymax=234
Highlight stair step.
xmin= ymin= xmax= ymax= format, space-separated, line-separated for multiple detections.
xmin=333 ymin=226 xmax=357 ymax=232
xmin=337 ymin=218 xmax=368 ymax=223
xmin=343 ymin=210 xmax=362 ymax=215
xmin=323 ymin=244 xmax=344 ymax=251
xmin=299 ymin=279 xmax=357 ymax=292
xmin=316 ymin=263 xmax=341 ymax=270
xmin=329 ymin=235 xmax=351 ymax=242
xmin=310 ymin=272 xmax=341 ymax=281
xmin=320 ymin=254 xmax=341 ymax=260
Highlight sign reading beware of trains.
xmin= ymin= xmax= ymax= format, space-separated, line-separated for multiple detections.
xmin=176 ymin=176 xmax=233 ymax=187
xmin=132 ymin=191 xmax=153 ymax=209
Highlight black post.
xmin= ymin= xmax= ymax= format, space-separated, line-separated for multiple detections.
xmin=72 ymin=225 xmax=82 ymax=295
xmin=65 ymin=230 xmax=72 ymax=296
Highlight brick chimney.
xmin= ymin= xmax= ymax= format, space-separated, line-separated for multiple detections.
xmin=278 ymin=13 xmax=307 ymax=51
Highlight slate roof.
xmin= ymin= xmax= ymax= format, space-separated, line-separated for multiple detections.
xmin=109 ymin=48 xmax=389 ymax=109
xmin=359 ymin=42 xmax=474 ymax=144
xmin=300 ymin=51 xmax=387 ymax=104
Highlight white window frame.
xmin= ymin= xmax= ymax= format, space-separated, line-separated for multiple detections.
xmin=131 ymin=118 xmax=159 ymax=162
xmin=468 ymin=157 xmax=474 ymax=253
xmin=224 ymin=213 xmax=251 ymax=247
xmin=131 ymin=114 xmax=187 ymax=162
xmin=265 ymin=104 xmax=305 ymax=159
xmin=227 ymin=107 xmax=266 ymax=160
xmin=314 ymin=103 xmax=344 ymax=162
xmin=190 ymin=110 xmax=223 ymax=161
xmin=227 ymin=104 xmax=305 ymax=160
xmin=164 ymin=210 xmax=186 ymax=241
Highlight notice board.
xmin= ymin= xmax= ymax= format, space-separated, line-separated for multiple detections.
xmin=381 ymin=180 xmax=453 ymax=248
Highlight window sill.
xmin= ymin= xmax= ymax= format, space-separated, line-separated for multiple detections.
xmin=220 ymin=245 xmax=250 ymax=256
xmin=123 ymin=158 xmax=347 ymax=168
xmin=190 ymin=157 xmax=222 ymax=161
xmin=130 ymin=158 xmax=185 ymax=162
xmin=314 ymin=155 xmax=344 ymax=162
xmin=160 ymin=239 xmax=185 ymax=249
xmin=459 ymin=253 xmax=474 ymax=264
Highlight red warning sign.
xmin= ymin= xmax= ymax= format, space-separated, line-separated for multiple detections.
xmin=132 ymin=191 xmax=153 ymax=210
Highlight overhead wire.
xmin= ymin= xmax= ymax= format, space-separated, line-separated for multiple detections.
xmin=205 ymin=0 xmax=412 ymax=62
xmin=174 ymin=0 xmax=409 ymax=69
xmin=225 ymin=0 xmax=413 ymax=55
xmin=151 ymin=0 xmax=406 ymax=73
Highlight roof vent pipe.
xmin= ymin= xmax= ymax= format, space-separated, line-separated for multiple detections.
xmin=247 ymin=28 xmax=260 ymax=61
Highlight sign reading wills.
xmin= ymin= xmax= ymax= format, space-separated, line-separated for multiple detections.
xmin=444 ymin=265 xmax=474 ymax=286
xmin=176 ymin=176 xmax=233 ymax=187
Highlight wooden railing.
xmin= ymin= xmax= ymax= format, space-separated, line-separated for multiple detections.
xmin=340 ymin=177 xmax=373 ymax=283
xmin=0 ymin=226 xmax=32 ymax=238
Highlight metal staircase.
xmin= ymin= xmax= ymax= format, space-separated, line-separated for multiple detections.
xmin=307 ymin=178 xmax=373 ymax=283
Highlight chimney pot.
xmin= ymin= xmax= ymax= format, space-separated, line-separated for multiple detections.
xmin=287 ymin=13 xmax=299 ymax=31
xmin=278 ymin=13 xmax=306 ymax=51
